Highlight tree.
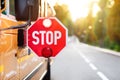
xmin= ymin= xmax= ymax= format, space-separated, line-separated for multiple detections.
xmin=74 ymin=18 xmax=87 ymax=41
xmin=54 ymin=4 xmax=73 ymax=36
xmin=94 ymin=0 xmax=108 ymax=47
xmin=107 ymin=0 xmax=120 ymax=44
xmin=85 ymin=3 xmax=97 ymax=44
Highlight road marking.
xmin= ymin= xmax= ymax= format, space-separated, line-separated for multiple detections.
xmin=79 ymin=52 xmax=86 ymax=59
xmin=97 ymin=71 xmax=109 ymax=80
xmin=89 ymin=63 xmax=97 ymax=71
xmin=84 ymin=57 xmax=90 ymax=63
xmin=73 ymin=44 xmax=91 ymax=64
xmin=72 ymin=43 xmax=110 ymax=80
xmin=77 ymin=48 xmax=91 ymax=64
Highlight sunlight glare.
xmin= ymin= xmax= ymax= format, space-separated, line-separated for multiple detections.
xmin=57 ymin=0 xmax=100 ymax=21
xmin=93 ymin=3 xmax=100 ymax=17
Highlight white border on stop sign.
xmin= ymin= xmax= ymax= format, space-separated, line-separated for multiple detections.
xmin=26 ymin=17 xmax=68 ymax=57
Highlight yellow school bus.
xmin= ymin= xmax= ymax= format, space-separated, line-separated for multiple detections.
xmin=0 ymin=0 xmax=55 ymax=79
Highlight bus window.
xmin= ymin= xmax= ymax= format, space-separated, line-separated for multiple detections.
xmin=47 ymin=3 xmax=56 ymax=17
xmin=9 ymin=0 xmax=15 ymax=15
xmin=1 ymin=0 xmax=6 ymax=12
xmin=40 ymin=0 xmax=56 ymax=17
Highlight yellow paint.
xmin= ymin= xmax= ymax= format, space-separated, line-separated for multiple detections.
xmin=0 ymin=14 xmax=23 ymax=53
xmin=0 ymin=65 xmax=4 ymax=73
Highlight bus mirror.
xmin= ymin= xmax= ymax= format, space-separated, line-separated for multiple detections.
xmin=15 ymin=0 xmax=39 ymax=21
xmin=1 ymin=0 xmax=6 ymax=12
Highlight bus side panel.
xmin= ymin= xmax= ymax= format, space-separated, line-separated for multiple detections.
xmin=0 ymin=17 xmax=18 ymax=79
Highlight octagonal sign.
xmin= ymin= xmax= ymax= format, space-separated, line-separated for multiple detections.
xmin=27 ymin=17 xmax=68 ymax=57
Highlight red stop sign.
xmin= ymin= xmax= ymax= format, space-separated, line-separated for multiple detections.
xmin=27 ymin=17 xmax=67 ymax=57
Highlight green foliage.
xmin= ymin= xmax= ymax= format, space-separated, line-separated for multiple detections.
xmin=54 ymin=1 xmax=120 ymax=52
xmin=98 ymin=0 xmax=108 ymax=9
xmin=107 ymin=0 xmax=120 ymax=44
xmin=94 ymin=11 xmax=106 ymax=40
xmin=104 ymin=36 xmax=120 ymax=52
xmin=94 ymin=0 xmax=108 ymax=47
xmin=73 ymin=3 xmax=97 ymax=43
xmin=54 ymin=4 xmax=73 ymax=36
xmin=54 ymin=4 xmax=72 ymax=26
xmin=74 ymin=18 xmax=87 ymax=35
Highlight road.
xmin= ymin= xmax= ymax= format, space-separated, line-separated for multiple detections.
xmin=51 ymin=36 xmax=120 ymax=80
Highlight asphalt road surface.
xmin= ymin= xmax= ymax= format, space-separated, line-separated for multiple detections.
xmin=51 ymin=36 xmax=120 ymax=80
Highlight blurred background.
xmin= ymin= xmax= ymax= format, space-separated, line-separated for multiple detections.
xmin=51 ymin=0 xmax=120 ymax=52
xmin=1 ymin=0 xmax=120 ymax=80
xmin=6 ymin=0 xmax=120 ymax=52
